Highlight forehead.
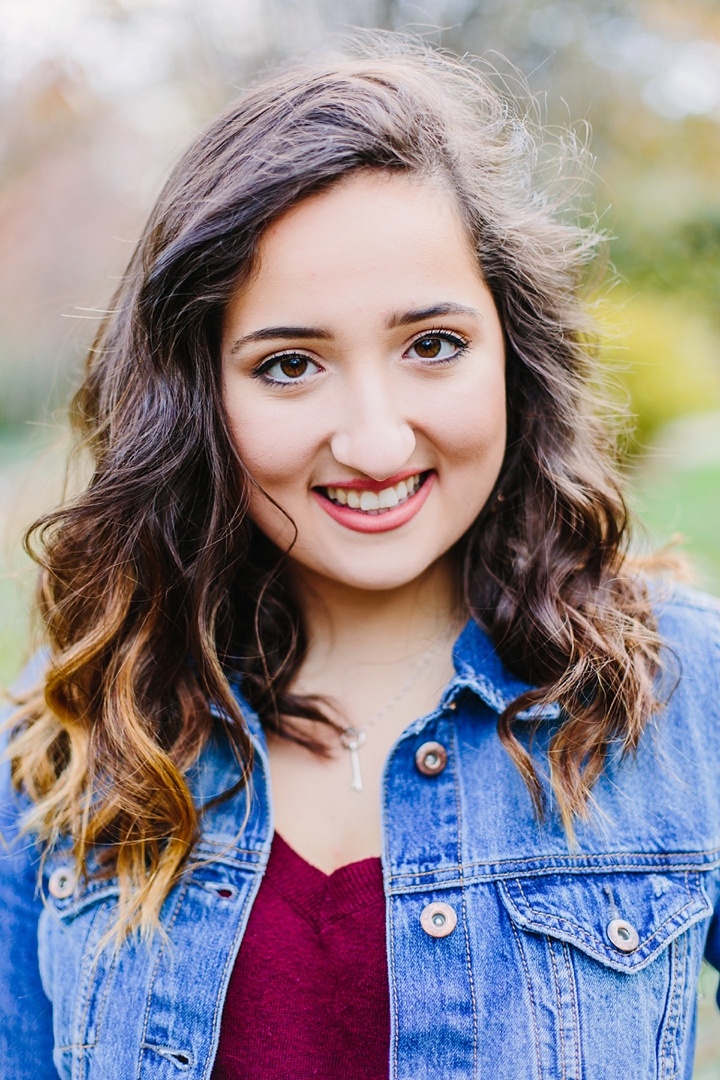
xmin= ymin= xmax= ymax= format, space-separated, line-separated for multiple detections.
xmin=225 ymin=172 xmax=485 ymax=330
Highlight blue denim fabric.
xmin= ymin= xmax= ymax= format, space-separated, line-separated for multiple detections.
xmin=2 ymin=585 xmax=720 ymax=1079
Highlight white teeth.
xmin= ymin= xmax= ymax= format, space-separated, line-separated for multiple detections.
xmin=360 ymin=490 xmax=381 ymax=511
xmin=324 ymin=473 xmax=424 ymax=513
xmin=379 ymin=487 xmax=399 ymax=508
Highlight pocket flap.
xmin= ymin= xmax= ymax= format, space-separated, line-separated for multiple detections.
xmin=498 ymin=870 xmax=712 ymax=973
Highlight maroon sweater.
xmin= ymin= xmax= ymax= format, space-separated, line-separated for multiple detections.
xmin=212 ymin=834 xmax=390 ymax=1079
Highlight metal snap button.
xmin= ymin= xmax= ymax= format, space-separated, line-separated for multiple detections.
xmin=48 ymin=866 xmax=77 ymax=900
xmin=420 ymin=901 xmax=457 ymax=938
xmin=607 ymin=918 xmax=640 ymax=952
xmin=415 ymin=741 xmax=448 ymax=777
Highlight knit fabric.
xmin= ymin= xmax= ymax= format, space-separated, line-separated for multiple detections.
xmin=212 ymin=833 xmax=390 ymax=1079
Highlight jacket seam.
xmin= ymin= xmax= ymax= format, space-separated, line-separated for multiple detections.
xmin=78 ymin=907 xmax=119 ymax=1061
xmin=547 ymin=938 xmax=567 ymax=1080
xmin=135 ymin=880 xmax=190 ymax=1080
xmin=193 ymin=845 xmax=265 ymax=857
xmin=659 ymin=932 xmax=684 ymax=1079
xmin=451 ymin=721 xmax=478 ymax=1076
xmin=508 ymin=914 xmax=544 ymax=1080
xmin=561 ymin=940 xmax=582 ymax=1080
xmin=387 ymin=865 xmax=720 ymax=896
xmin=387 ymin=896 xmax=400 ymax=1080
xmin=72 ymin=901 xmax=106 ymax=1062
xmin=386 ymin=849 xmax=720 ymax=880
xmin=202 ymin=876 xmax=262 ymax=1080
xmin=382 ymin=743 xmax=400 ymax=1080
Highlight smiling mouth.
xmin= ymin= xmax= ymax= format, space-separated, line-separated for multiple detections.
xmin=315 ymin=471 xmax=430 ymax=514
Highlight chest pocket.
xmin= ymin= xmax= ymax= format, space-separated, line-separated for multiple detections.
xmin=497 ymin=870 xmax=713 ymax=1080
xmin=499 ymin=869 xmax=712 ymax=972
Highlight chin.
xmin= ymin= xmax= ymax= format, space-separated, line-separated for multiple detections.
xmin=295 ymin=549 xmax=452 ymax=593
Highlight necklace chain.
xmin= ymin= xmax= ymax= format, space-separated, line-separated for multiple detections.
xmin=339 ymin=646 xmax=440 ymax=793
xmin=362 ymin=649 xmax=436 ymax=733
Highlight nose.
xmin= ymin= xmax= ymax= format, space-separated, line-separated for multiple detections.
xmin=330 ymin=375 xmax=416 ymax=482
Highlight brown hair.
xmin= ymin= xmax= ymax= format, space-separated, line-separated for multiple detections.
xmin=9 ymin=35 xmax=661 ymax=936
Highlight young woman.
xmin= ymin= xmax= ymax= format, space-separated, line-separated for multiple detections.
xmin=1 ymin=36 xmax=720 ymax=1080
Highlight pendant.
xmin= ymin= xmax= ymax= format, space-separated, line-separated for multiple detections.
xmin=339 ymin=727 xmax=367 ymax=792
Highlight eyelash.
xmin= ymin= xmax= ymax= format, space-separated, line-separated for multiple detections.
xmin=251 ymin=350 xmax=318 ymax=385
xmin=251 ymin=329 xmax=470 ymax=386
xmin=407 ymin=329 xmax=469 ymax=364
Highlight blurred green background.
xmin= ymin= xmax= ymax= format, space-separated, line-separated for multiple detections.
xmin=0 ymin=0 xmax=719 ymax=1068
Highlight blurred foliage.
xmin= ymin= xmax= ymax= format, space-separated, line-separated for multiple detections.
xmin=614 ymin=209 xmax=720 ymax=314
xmin=633 ymin=462 xmax=720 ymax=594
xmin=599 ymin=290 xmax=720 ymax=448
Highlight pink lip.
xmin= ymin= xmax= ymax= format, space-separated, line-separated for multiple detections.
xmin=315 ymin=467 xmax=424 ymax=494
xmin=312 ymin=471 xmax=436 ymax=534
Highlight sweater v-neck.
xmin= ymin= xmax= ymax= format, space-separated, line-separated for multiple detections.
xmin=264 ymin=833 xmax=384 ymax=932
xmin=211 ymin=831 xmax=390 ymax=1080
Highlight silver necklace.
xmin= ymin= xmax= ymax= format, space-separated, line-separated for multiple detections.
xmin=339 ymin=650 xmax=436 ymax=793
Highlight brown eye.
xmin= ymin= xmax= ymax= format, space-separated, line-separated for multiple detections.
xmin=414 ymin=336 xmax=442 ymax=359
xmin=258 ymin=353 xmax=322 ymax=384
xmin=279 ymin=356 xmax=308 ymax=378
xmin=407 ymin=334 xmax=465 ymax=363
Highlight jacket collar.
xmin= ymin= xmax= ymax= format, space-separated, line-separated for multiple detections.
xmin=451 ymin=618 xmax=560 ymax=720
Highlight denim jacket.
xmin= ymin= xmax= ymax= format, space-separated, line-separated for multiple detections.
xmin=2 ymin=585 xmax=720 ymax=1080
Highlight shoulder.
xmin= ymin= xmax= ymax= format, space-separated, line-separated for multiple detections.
xmin=640 ymin=583 xmax=720 ymax=777
xmin=652 ymin=579 xmax=720 ymax=627
xmin=0 ymin=657 xmax=52 ymax=1072
xmin=651 ymin=581 xmax=720 ymax=688
xmin=0 ymin=647 xmax=50 ymax=807
xmin=0 ymin=651 xmax=51 ymax=872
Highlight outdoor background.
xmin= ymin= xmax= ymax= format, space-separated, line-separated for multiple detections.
xmin=1 ymin=0 xmax=719 ymax=1069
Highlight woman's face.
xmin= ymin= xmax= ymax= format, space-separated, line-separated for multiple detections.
xmin=221 ymin=172 xmax=506 ymax=592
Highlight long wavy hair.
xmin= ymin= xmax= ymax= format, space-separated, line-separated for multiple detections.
xmin=9 ymin=35 xmax=662 ymax=936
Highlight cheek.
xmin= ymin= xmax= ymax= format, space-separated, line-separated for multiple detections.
xmin=225 ymin=395 xmax=320 ymax=494
xmin=225 ymin=400 xmax=312 ymax=547
xmin=427 ymin=374 xmax=507 ymax=478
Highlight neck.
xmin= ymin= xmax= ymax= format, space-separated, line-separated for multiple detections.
xmin=288 ymin=553 xmax=462 ymax=673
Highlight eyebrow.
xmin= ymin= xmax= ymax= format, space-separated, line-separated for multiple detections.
xmin=229 ymin=302 xmax=482 ymax=353
xmin=387 ymin=302 xmax=482 ymax=328
xmin=230 ymin=326 xmax=332 ymax=353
